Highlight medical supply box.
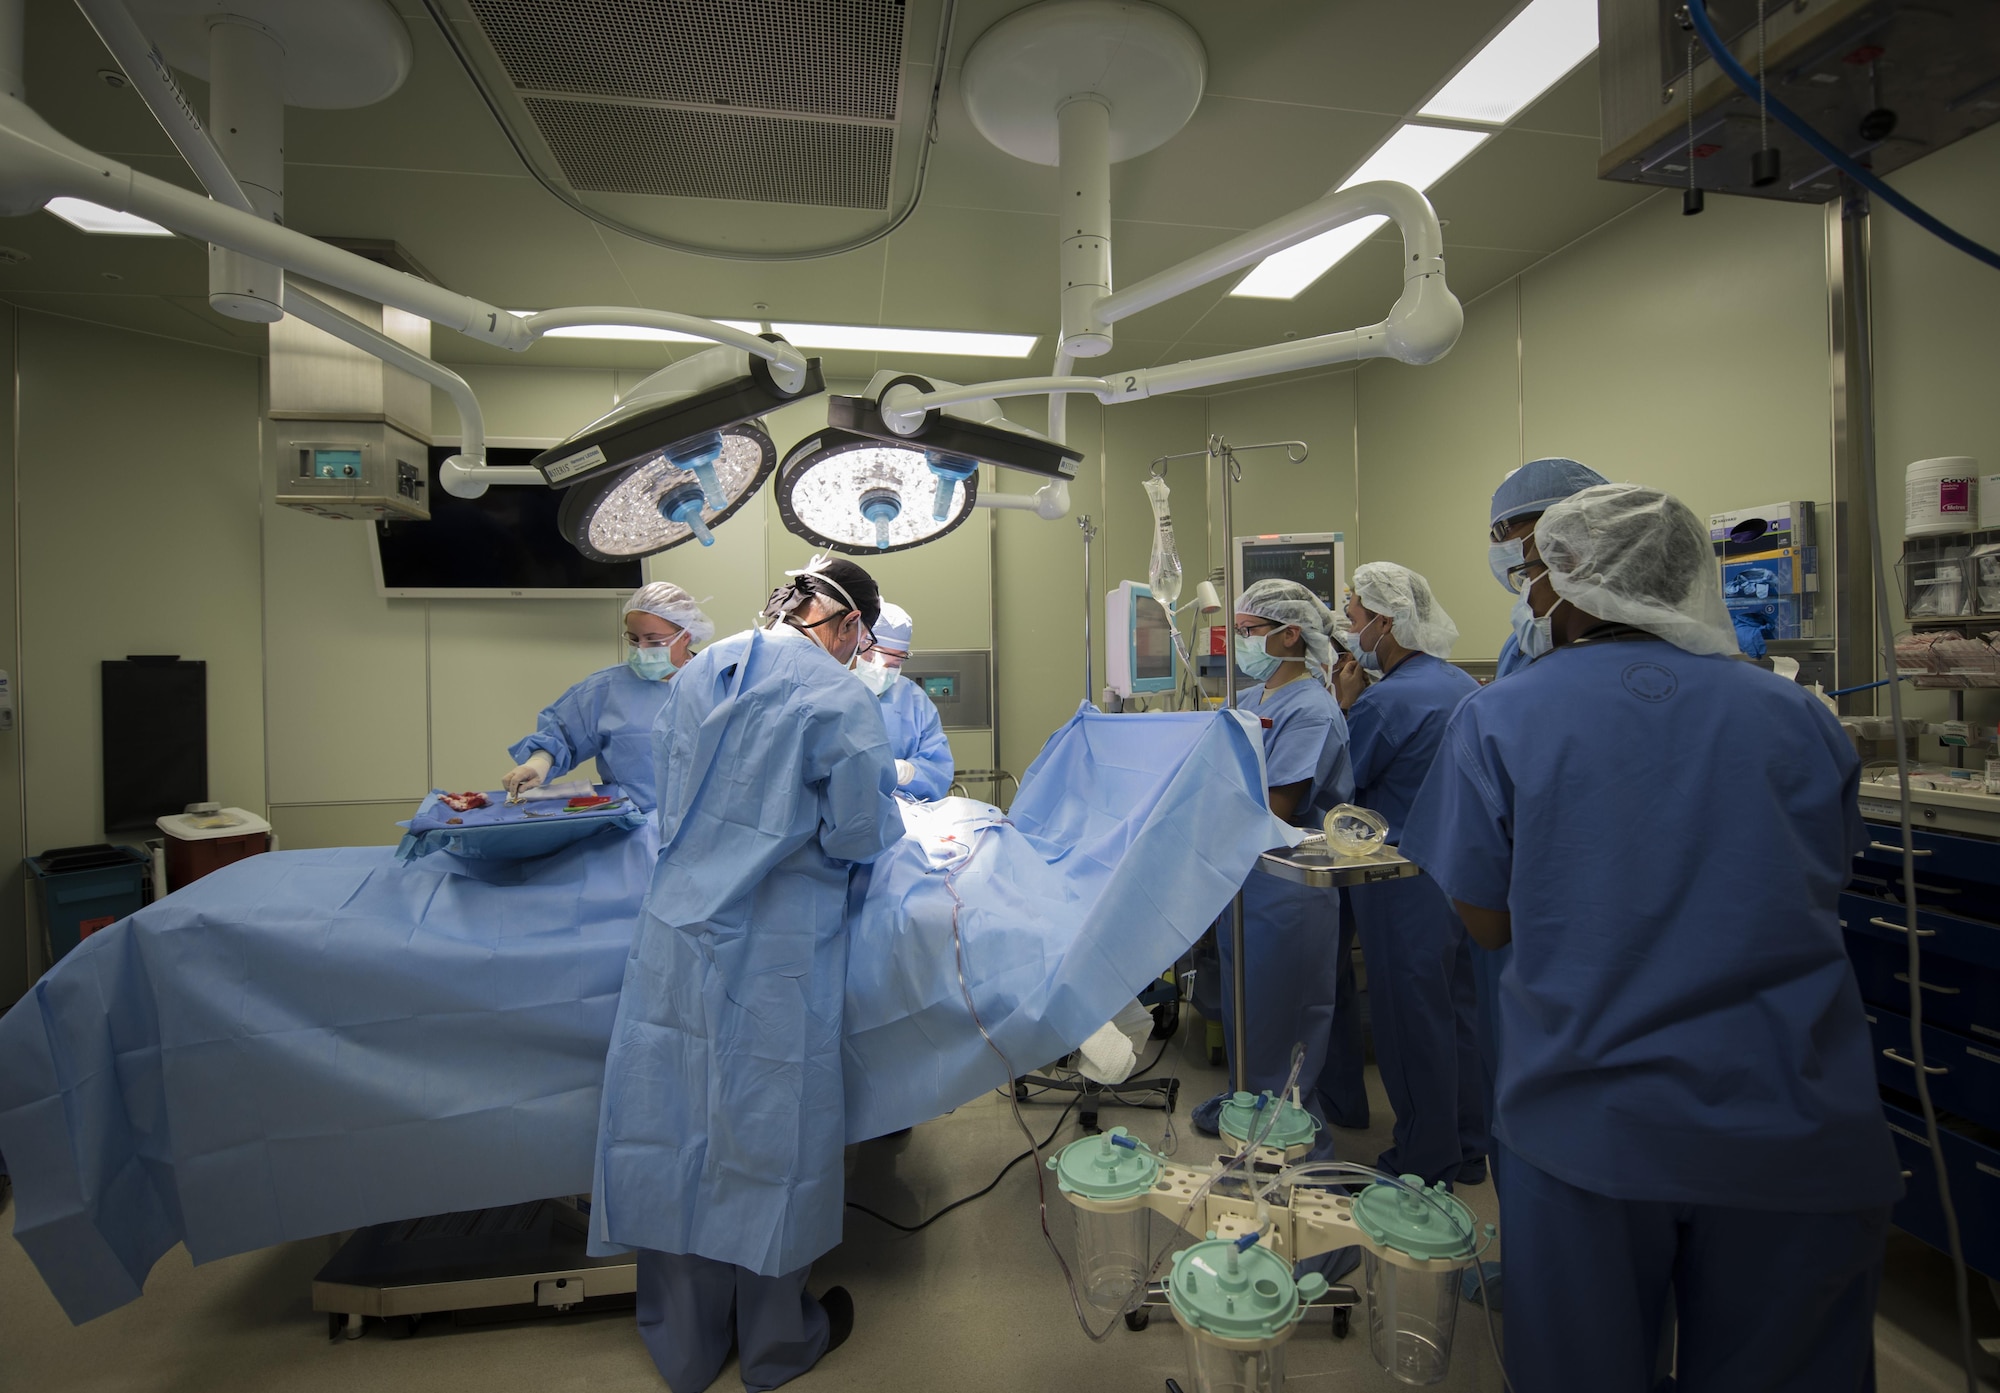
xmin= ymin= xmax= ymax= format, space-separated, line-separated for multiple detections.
xmin=157 ymin=806 xmax=272 ymax=892
xmin=28 ymin=843 xmax=150 ymax=961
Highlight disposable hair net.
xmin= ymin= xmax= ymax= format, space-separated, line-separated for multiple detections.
xmin=1237 ymin=578 xmax=1338 ymax=677
xmin=872 ymin=601 xmax=914 ymax=652
xmin=625 ymin=580 xmax=715 ymax=645
xmin=1535 ymin=484 xmax=1738 ymax=657
xmin=1351 ymin=562 xmax=1460 ymax=660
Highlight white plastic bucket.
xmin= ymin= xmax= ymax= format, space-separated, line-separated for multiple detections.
xmin=1907 ymin=457 xmax=1978 ymax=537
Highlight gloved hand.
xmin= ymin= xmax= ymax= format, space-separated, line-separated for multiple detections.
xmin=894 ymin=759 xmax=915 ymax=787
xmin=503 ymin=751 xmax=554 ymax=795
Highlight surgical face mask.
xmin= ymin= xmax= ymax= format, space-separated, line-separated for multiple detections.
xmin=1514 ymin=584 xmax=1565 ymax=660
xmin=1234 ymin=632 xmax=1281 ymax=682
xmin=627 ymin=645 xmax=680 ymax=681
xmin=1489 ymin=537 xmax=1526 ymax=591
xmin=1340 ymin=617 xmax=1383 ymax=673
xmin=853 ymin=656 xmax=897 ymax=697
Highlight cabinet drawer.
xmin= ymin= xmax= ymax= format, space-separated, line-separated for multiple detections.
xmin=1880 ymin=1100 xmax=2000 ymax=1282
xmin=1863 ymin=1003 xmax=2000 ymax=1133
xmin=1846 ymin=931 xmax=2000 ymax=1047
xmin=1840 ymin=892 xmax=2000 ymax=974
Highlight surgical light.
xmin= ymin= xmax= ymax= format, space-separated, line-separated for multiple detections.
xmin=509 ymin=312 xmax=1036 ymax=358
xmin=556 ymin=421 xmax=776 ymax=562
xmin=1418 ymin=0 xmax=1599 ymax=126
xmin=775 ymin=428 xmax=980 ymax=556
xmin=1232 ymin=125 xmax=1489 ymax=299
xmin=828 ymin=372 xmax=1083 ymax=483
xmin=44 ymin=197 xmax=174 ymax=236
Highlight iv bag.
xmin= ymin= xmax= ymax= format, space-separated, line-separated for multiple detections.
xmin=1142 ymin=476 xmax=1183 ymax=609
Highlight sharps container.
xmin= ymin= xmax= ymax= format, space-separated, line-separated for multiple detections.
xmin=156 ymin=804 xmax=271 ymax=893
xmin=1166 ymin=1234 xmax=1328 ymax=1393
xmin=1215 ymin=1091 xmax=1320 ymax=1162
xmin=1351 ymin=1175 xmax=1478 ymax=1385
xmin=1049 ymin=1127 xmax=1160 ymax=1312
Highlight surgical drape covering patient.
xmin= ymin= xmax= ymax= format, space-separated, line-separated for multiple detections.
xmin=0 ymin=705 xmax=1292 ymax=1323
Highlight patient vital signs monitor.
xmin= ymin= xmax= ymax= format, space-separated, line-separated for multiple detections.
xmin=1107 ymin=580 xmax=1177 ymax=698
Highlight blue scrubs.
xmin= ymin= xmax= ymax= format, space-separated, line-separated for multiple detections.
xmin=1492 ymin=631 xmax=1530 ymax=680
xmin=592 ymin=623 xmax=903 ymax=1390
xmin=1400 ymin=638 xmax=1902 ymax=1391
xmin=509 ymin=663 xmax=673 ymax=810
xmin=876 ymin=674 xmax=953 ymax=800
xmin=1344 ymin=652 xmax=1483 ymax=1187
xmin=1196 ymin=676 xmax=1354 ymax=1137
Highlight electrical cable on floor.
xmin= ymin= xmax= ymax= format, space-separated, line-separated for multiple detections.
xmin=416 ymin=0 xmax=959 ymax=263
xmin=1682 ymin=0 xmax=2000 ymax=272
xmin=852 ymin=1040 xmax=1176 ymax=1232
xmin=845 ymin=1094 xmax=1082 ymax=1235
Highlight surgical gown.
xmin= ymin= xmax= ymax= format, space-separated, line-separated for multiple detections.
xmin=1345 ymin=652 xmax=1484 ymax=1186
xmin=1400 ymin=638 xmax=1902 ymax=1392
xmin=590 ymin=623 xmax=904 ymax=1277
xmin=875 ymin=673 xmax=953 ymax=800
xmin=508 ymin=663 xmax=674 ymax=810
xmin=1199 ymin=676 xmax=1354 ymax=1139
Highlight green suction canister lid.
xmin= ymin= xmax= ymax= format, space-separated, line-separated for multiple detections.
xmin=1050 ymin=1127 xmax=1161 ymax=1201
xmin=1167 ymin=1236 xmax=1324 ymax=1341
xmin=1217 ymin=1091 xmax=1320 ymax=1152
xmin=1351 ymin=1174 xmax=1478 ymax=1261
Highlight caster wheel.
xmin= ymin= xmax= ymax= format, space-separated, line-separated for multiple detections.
xmin=1125 ymin=1307 xmax=1151 ymax=1331
xmin=1013 ymin=1081 xmax=1029 ymax=1102
xmin=1207 ymin=1044 xmax=1225 ymax=1066
xmin=1330 ymin=1305 xmax=1351 ymax=1340
xmin=327 ymin=1313 xmax=345 ymax=1341
xmin=383 ymin=1314 xmax=419 ymax=1340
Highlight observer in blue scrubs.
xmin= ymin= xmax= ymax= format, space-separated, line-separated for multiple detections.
xmin=1191 ymin=578 xmax=1354 ymax=1140
xmin=1401 ymin=484 xmax=1901 ymax=1393
xmin=850 ymin=601 xmax=954 ymax=800
xmin=1332 ymin=562 xmax=1485 ymax=1189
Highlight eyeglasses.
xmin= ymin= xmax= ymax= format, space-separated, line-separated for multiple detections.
xmin=1232 ymin=620 xmax=1279 ymax=639
xmin=625 ymin=628 xmax=682 ymax=649
xmin=1503 ymin=560 xmax=1548 ymax=595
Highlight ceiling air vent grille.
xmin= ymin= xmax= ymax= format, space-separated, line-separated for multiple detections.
xmin=465 ymin=0 xmax=908 ymax=209
xmin=525 ymin=97 xmax=895 ymax=208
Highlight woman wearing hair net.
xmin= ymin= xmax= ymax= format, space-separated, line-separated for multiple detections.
xmin=1189 ymin=578 xmax=1356 ymax=1151
xmin=1333 ymin=562 xmax=1486 ymax=1191
xmin=1400 ymin=485 xmax=1900 ymax=1392
xmin=500 ymin=580 xmax=714 ymax=811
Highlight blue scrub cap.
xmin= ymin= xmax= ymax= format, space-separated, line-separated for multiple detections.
xmin=1490 ymin=457 xmax=1609 ymax=529
xmin=873 ymin=601 xmax=914 ymax=653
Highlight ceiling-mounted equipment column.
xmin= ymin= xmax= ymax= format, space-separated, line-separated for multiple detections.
xmin=207 ymin=17 xmax=285 ymax=322
xmin=1057 ymin=96 xmax=1112 ymax=359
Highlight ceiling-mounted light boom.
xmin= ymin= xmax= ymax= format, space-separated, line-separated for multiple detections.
xmin=830 ymin=373 xmax=1082 ymax=482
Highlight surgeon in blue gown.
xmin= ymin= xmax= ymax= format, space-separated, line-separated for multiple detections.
xmin=592 ymin=556 xmax=903 ymax=1393
xmin=850 ymin=600 xmax=953 ymax=800
xmin=1402 ymin=484 xmax=1901 ymax=1393
xmin=503 ymin=581 xmax=714 ymax=811
xmin=1332 ymin=562 xmax=1484 ymax=1190
xmin=1191 ymin=578 xmax=1353 ymax=1142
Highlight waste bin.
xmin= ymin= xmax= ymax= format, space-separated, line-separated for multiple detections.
xmin=28 ymin=843 xmax=150 ymax=962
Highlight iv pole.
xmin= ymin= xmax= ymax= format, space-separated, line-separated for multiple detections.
xmin=1080 ymin=514 xmax=1098 ymax=706
xmin=1210 ymin=435 xmax=1311 ymax=1095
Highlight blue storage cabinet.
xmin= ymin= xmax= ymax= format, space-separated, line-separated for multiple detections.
xmin=1845 ymin=821 xmax=2000 ymax=1280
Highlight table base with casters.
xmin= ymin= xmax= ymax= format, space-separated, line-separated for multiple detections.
xmin=311 ymin=1198 xmax=635 ymax=1341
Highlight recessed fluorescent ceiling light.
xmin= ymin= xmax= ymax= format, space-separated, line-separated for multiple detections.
xmin=1232 ymin=124 xmax=1490 ymax=299
xmin=510 ymin=312 xmax=1036 ymax=358
xmin=44 ymin=197 xmax=173 ymax=236
xmin=1420 ymin=0 xmax=1600 ymax=126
